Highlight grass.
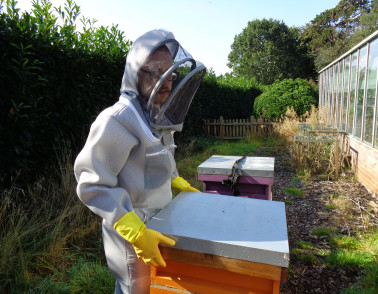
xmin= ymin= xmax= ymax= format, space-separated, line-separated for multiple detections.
xmin=296 ymin=240 xmax=316 ymax=250
xmin=298 ymin=227 xmax=378 ymax=292
xmin=325 ymin=204 xmax=338 ymax=210
xmin=291 ymin=230 xmax=377 ymax=293
xmin=328 ymin=231 xmax=377 ymax=269
xmin=283 ymin=187 xmax=304 ymax=197
xmin=312 ymin=227 xmax=339 ymax=238
xmin=29 ymin=258 xmax=114 ymax=294
xmin=0 ymin=150 xmax=109 ymax=293
xmin=66 ymin=258 xmax=115 ymax=293
xmin=284 ymin=199 xmax=293 ymax=205
xmin=291 ymin=241 xmax=319 ymax=265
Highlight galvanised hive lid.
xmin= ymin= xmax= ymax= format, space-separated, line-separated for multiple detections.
xmin=197 ymin=155 xmax=275 ymax=178
xmin=146 ymin=191 xmax=289 ymax=267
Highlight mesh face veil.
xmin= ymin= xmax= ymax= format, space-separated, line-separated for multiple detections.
xmin=142 ymin=46 xmax=206 ymax=126
xmin=130 ymin=30 xmax=206 ymax=130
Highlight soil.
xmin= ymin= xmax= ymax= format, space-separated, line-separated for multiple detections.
xmin=253 ymin=147 xmax=377 ymax=294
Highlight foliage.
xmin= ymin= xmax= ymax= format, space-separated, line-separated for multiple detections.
xmin=0 ymin=0 xmax=131 ymax=188
xmin=254 ymin=78 xmax=318 ymax=119
xmin=301 ymin=0 xmax=377 ymax=70
xmin=178 ymin=71 xmax=263 ymax=140
xmin=0 ymin=1 xmax=265 ymax=187
xmin=227 ymin=18 xmax=316 ymax=84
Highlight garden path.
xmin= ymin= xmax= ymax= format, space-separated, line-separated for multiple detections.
xmin=254 ymin=147 xmax=377 ymax=294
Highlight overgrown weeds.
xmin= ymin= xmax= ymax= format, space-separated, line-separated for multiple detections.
xmin=273 ymin=106 xmax=300 ymax=143
xmin=274 ymin=105 xmax=346 ymax=179
xmin=0 ymin=148 xmax=108 ymax=293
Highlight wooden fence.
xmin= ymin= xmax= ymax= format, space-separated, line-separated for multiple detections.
xmin=203 ymin=116 xmax=274 ymax=140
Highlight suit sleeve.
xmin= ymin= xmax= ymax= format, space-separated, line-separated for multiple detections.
xmin=74 ymin=115 xmax=139 ymax=225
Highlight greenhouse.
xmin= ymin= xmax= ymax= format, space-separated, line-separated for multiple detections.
xmin=319 ymin=30 xmax=378 ymax=196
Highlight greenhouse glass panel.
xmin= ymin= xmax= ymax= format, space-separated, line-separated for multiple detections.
xmin=354 ymin=45 xmax=368 ymax=138
xmin=331 ymin=65 xmax=337 ymax=125
xmin=327 ymin=69 xmax=332 ymax=112
xmin=342 ymin=56 xmax=350 ymax=131
xmin=363 ymin=39 xmax=378 ymax=145
xmin=348 ymin=51 xmax=358 ymax=134
xmin=320 ymin=72 xmax=325 ymax=107
xmin=326 ymin=68 xmax=333 ymax=122
xmin=337 ymin=60 xmax=343 ymax=128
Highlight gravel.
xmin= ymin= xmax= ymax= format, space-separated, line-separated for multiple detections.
xmin=253 ymin=146 xmax=377 ymax=294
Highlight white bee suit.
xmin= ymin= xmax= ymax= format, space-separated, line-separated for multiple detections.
xmin=74 ymin=29 xmax=206 ymax=294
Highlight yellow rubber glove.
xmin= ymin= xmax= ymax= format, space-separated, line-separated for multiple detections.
xmin=114 ymin=211 xmax=175 ymax=267
xmin=133 ymin=227 xmax=175 ymax=267
xmin=171 ymin=176 xmax=200 ymax=193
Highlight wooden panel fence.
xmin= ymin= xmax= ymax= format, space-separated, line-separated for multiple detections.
xmin=203 ymin=116 xmax=274 ymax=140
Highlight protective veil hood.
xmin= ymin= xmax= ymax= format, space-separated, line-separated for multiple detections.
xmin=120 ymin=29 xmax=206 ymax=132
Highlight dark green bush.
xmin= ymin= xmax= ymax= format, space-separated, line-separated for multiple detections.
xmin=179 ymin=72 xmax=263 ymax=141
xmin=0 ymin=1 xmax=129 ymax=188
xmin=253 ymin=78 xmax=318 ymax=119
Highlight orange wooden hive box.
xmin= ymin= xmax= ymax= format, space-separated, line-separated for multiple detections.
xmin=146 ymin=192 xmax=289 ymax=294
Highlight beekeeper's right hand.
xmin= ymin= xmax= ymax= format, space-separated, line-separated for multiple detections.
xmin=113 ymin=211 xmax=175 ymax=267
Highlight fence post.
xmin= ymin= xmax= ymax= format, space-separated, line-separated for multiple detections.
xmin=251 ymin=115 xmax=257 ymax=136
xmin=258 ymin=117 xmax=262 ymax=136
xmin=220 ymin=116 xmax=224 ymax=141
xmin=242 ymin=119 xmax=248 ymax=138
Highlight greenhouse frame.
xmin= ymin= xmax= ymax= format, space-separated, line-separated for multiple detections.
xmin=319 ymin=30 xmax=378 ymax=196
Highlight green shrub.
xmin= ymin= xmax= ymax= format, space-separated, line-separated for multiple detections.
xmin=254 ymin=78 xmax=318 ymax=119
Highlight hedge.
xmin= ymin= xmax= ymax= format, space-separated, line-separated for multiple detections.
xmin=0 ymin=3 xmax=262 ymax=188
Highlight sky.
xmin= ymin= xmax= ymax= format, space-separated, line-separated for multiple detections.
xmin=14 ymin=0 xmax=341 ymax=75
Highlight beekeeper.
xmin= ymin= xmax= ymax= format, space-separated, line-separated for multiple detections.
xmin=74 ymin=29 xmax=206 ymax=294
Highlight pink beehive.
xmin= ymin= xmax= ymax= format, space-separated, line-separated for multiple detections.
xmin=197 ymin=155 xmax=275 ymax=200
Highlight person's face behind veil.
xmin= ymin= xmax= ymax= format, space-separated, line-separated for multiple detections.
xmin=138 ymin=47 xmax=174 ymax=108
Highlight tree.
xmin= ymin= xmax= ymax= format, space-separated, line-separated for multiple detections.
xmin=227 ymin=18 xmax=315 ymax=85
xmin=347 ymin=0 xmax=378 ymax=46
xmin=301 ymin=0 xmax=377 ymax=70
